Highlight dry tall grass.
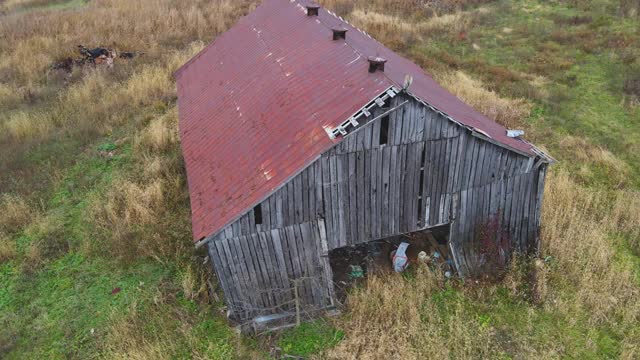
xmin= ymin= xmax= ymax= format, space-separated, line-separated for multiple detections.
xmin=0 ymin=232 xmax=17 ymax=262
xmin=437 ymin=70 xmax=532 ymax=130
xmin=0 ymin=194 xmax=34 ymax=234
xmin=541 ymin=171 xmax=640 ymax=327
xmin=320 ymin=0 xmax=490 ymax=16
xmin=327 ymin=269 xmax=500 ymax=359
xmin=2 ymin=111 xmax=52 ymax=141
xmin=134 ymin=107 xmax=179 ymax=153
xmin=0 ymin=0 xmax=251 ymax=85
xmin=319 ymin=0 xmax=485 ymax=50
xmin=100 ymin=302 xmax=185 ymax=360
xmin=90 ymin=108 xmax=188 ymax=262
xmin=326 ymin=170 xmax=640 ymax=359
xmin=558 ymin=135 xmax=631 ymax=187
xmin=0 ymin=0 xmax=252 ymax=192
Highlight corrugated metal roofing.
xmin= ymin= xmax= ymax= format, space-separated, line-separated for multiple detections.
xmin=175 ymin=0 xmax=539 ymax=242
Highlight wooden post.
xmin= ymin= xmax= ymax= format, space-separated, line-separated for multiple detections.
xmin=293 ymin=279 xmax=301 ymax=326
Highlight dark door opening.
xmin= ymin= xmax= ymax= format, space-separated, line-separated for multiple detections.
xmin=328 ymin=224 xmax=453 ymax=302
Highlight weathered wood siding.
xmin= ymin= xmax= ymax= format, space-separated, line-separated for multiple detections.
xmin=207 ymin=220 xmax=333 ymax=321
xmin=207 ymin=93 xmax=548 ymax=320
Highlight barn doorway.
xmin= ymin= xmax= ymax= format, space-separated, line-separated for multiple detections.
xmin=328 ymin=224 xmax=453 ymax=302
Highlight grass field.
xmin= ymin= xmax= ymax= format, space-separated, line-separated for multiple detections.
xmin=1 ymin=0 xmax=638 ymax=358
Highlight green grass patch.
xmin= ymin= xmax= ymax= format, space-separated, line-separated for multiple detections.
xmin=277 ymin=320 xmax=344 ymax=357
xmin=0 ymin=253 xmax=168 ymax=358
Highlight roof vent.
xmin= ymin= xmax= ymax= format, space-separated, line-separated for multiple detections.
xmin=306 ymin=5 xmax=320 ymax=16
xmin=332 ymin=27 xmax=347 ymax=40
xmin=368 ymin=56 xmax=387 ymax=73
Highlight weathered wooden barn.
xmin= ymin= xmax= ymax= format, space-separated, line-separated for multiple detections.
xmin=175 ymin=0 xmax=552 ymax=326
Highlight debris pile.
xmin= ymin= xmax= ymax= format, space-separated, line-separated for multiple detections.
xmin=52 ymin=45 xmax=141 ymax=72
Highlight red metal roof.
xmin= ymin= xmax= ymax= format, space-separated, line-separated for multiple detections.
xmin=175 ymin=0 xmax=538 ymax=242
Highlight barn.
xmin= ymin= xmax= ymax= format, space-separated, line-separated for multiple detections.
xmin=175 ymin=0 xmax=552 ymax=328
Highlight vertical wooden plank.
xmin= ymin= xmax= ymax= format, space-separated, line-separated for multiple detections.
xmin=393 ymin=106 xmax=405 ymax=145
xmin=401 ymin=143 xmax=412 ymax=232
xmin=307 ymin=165 xmax=315 ymax=222
xmin=431 ymin=139 xmax=444 ymax=225
xmin=526 ymin=170 xmax=539 ymax=253
xmin=356 ymin=151 xmax=365 ymax=244
xmin=431 ymin=139 xmax=443 ymax=225
xmin=302 ymin=168 xmax=310 ymax=222
xmin=257 ymin=232 xmax=281 ymax=307
xmin=364 ymin=150 xmax=372 ymax=241
xmin=502 ymin=176 xmax=513 ymax=236
xmin=271 ymin=229 xmax=293 ymax=284
xmin=474 ymin=142 xmax=487 ymax=188
xmin=275 ymin=190 xmax=284 ymax=228
xmin=208 ymin=242 xmax=237 ymax=315
xmin=363 ymin=121 xmax=373 ymax=150
xmin=439 ymin=138 xmax=453 ymax=222
xmin=280 ymin=184 xmax=288 ymax=228
xmin=389 ymin=146 xmax=399 ymax=235
xmin=428 ymin=110 xmax=439 ymax=140
xmin=396 ymin=144 xmax=406 ymax=233
xmin=296 ymin=224 xmax=315 ymax=306
xmin=284 ymin=226 xmax=303 ymax=306
xmin=294 ymin=172 xmax=303 ymax=224
xmin=509 ymin=174 xmax=523 ymax=250
xmin=317 ymin=219 xmax=336 ymax=307
xmin=248 ymin=233 xmax=273 ymax=308
xmin=370 ymin=149 xmax=379 ymax=239
xmin=404 ymin=143 xmax=416 ymax=231
xmin=426 ymin=110 xmax=436 ymax=141
xmin=376 ymin=146 xmax=384 ymax=238
xmin=238 ymin=235 xmax=267 ymax=309
xmin=335 ymin=155 xmax=347 ymax=247
xmin=401 ymin=99 xmax=412 ymax=143
xmin=329 ymin=155 xmax=339 ymax=247
xmin=423 ymin=140 xmax=434 ymax=226
xmin=314 ymin=160 xmax=323 ymax=219
xmin=410 ymin=142 xmax=423 ymax=230
xmin=460 ymin=136 xmax=475 ymax=190
xmin=248 ymin=206 xmax=256 ymax=230
xmin=298 ymin=223 xmax=318 ymax=306
xmin=262 ymin=196 xmax=271 ymax=230
xmin=224 ymin=238 xmax=252 ymax=316
xmin=288 ymin=181 xmax=296 ymax=226
xmin=371 ymin=116 xmax=381 ymax=147
xmin=452 ymin=133 xmax=466 ymax=194
xmin=279 ymin=227 xmax=296 ymax=281
xmin=322 ymin=156 xmax=335 ymax=247
xmin=347 ymin=152 xmax=357 ymax=245
xmin=520 ymin=173 xmax=534 ymax=250
xmin=381 ymin=146 xmax=391 ymax=236
xmin=269 ymin=195 xmax=277 ymax=229
xmin=231 ymin=218 xmax=240 ymax=238
xmin=511 ymin=174 xmax=524 ymax=251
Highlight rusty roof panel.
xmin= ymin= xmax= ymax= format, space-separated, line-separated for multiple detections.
xmin=176 ymin=0 xmax=538 ymax=242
